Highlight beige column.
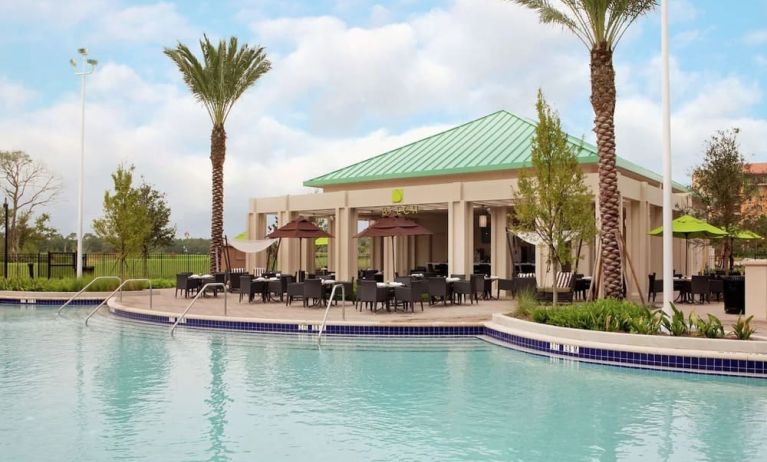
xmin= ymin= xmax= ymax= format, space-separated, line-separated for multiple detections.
xmin=745 ymin=260 xmax=767 ymax=321
xmin=327 ymin=216 xmax=335 ymax=272
xmin=448 ymin=201 xmax=473 ymax=276
xmin=334 ymin=207 xmax=357 ymax=281
xmin=277 ymin=210 xmax=297 ymax=275
xmin=490 ymin=207 xmax=509 ymax=278
xmin=251 ymin=212 xmax=267 ymax=271
xmin=637 ymin=183 xmax=650 ymax=300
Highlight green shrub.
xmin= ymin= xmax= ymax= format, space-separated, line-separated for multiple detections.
xmin=530 ymin=298 xmax=654 ymax=333
xmin=732 ymin=315 xmax=756 ymax=340
xmin=0 ymin=277 xmax=174 ymax=292
xmin=630 ymin=309 xmax=666 ymax=335
xmin=513 ymin=289 xmax=538 ymax=318
xmin=662 ymin=303 xmax=689 ymax=337
xmin=690 ymin=313 xmax=725 ymax=339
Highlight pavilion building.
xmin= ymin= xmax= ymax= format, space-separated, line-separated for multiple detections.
xmin=246 ymin=110 xmax=696 ymax=299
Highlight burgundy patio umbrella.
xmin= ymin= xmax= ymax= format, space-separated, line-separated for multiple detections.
xmin=266 ymin=216 xmax=333 ymax=280
xmin=354 ymin=215 xmax=432 ymax=277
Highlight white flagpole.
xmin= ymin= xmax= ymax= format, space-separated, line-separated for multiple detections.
xmin=661 ymin=0 xmax=673 ymax=316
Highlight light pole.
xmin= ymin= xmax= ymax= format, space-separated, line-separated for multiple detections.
xmin=661 ymin=0 xmax=673 ymax=317
xmin=3 ymin=198 xmax=8 ymax=279
xmin=70 ymin=48 xmax=97 ymax=279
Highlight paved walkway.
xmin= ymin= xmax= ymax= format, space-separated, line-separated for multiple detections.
xmin=116 ymin=288 xmax=513 ymax=324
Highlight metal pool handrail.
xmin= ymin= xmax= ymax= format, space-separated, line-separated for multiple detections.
xmin=169 ymin=282 xmax=227 ymax=336
xmin=317 ymin=283 xmax=346 ymax=345
xmin=84 ymin=278 xmax=153 ymax=326
xmin=57 ymin=276 xmax=122 ymax=315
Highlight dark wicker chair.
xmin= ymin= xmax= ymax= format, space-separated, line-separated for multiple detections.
xmin=452 ymin=275 xmax=482 ymax=305
xmin=356 ymin=280 xmax=388 ymax=311
xmin=690 ymin=275 xmax=710 ymax=304
xmin=239 ymin=275 xmax=255 ymax=303
xmin=302 ymin=279 xmax=324 ymax=307
xmin=286 ymin=281 xmax=304 ymax=306
xmin=427 ymin=277 xmax=450 ymax=305
xmin=709 ymin=278 xmax=723 ymax=302
xmin=394 ymin=276 xmax=412 ymax=286
xmin=648 ymin=273 xmax=664 ymax=303
xmin=175 ymin=273 xmax=195 ymax=298
xmin=394 ymin=279 xmax=426 ymax=312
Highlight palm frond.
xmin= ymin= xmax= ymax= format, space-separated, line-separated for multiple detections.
xmin=512 ymin=0 xmax=657 ymax=49
xmin=163 ymin=34 xmax=272 ymax=125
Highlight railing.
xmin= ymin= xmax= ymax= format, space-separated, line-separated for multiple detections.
xmin=169 ymin=282 xmax=227 ymax=336
xmin=84 ymin=278 xmax=153 ymax=326
xmin=317 ymin=283 xmax=346 ymax=345
xmin=57 ymin=276 xmax=122 ymax=315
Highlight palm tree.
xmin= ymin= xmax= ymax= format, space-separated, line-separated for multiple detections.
xmin=510 ymin=0 xmax=656 ymax=298
xmin=165 ymin=35 xmax=271 ymax=272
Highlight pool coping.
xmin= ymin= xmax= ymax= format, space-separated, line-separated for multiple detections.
xmin=102 ymin=299 xmax=767 ymax=378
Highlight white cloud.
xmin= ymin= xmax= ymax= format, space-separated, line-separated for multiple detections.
xmin=0 ymin=0 xmax=116 ymax=27
xmin=249 ymin=0 xmax=588 ymax=134
xmin=92 ymin=2 xmax=194 ymax=43
xmin=0 ymin=0 xmax=765 ymax=239
xmin=744 ymin=29 xmax=767 ymax=45
xmin=0 ymin=78 xmax=36 ymax=111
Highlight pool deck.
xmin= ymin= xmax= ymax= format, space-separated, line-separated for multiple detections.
xmin=111 ymin=288 xmax=511 ymax=325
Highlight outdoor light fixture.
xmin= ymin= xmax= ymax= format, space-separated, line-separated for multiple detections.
xmin=71 ymin=48 xmax=98 ymax=279
xmin=479 ymin=214 xmax=488 ymax=228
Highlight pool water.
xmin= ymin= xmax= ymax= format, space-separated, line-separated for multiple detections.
xmin=2 ymin=305 xmax=767 ymax=461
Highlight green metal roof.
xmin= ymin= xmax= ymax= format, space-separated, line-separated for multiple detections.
xmin=303 ymin=110 xmax=686 ymax=190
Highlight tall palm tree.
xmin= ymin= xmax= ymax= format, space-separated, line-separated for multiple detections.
xmin=510 ymin=0 xmax=656 ymax=298
xmin=165 ymin=35 xmax=271 ymax=272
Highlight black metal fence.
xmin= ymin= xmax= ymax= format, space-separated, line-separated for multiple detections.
xmin=0 ymin=253 xmax=210 ymax=279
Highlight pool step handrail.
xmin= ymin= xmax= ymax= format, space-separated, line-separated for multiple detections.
xmin=57 ymin=276 xmax=122 ymax=315
xmin=317 ymin=283 xmax=346 ymax=345
xmin=169 ymin=282 xmax=227 ymax=336
xmin=84 ymin=278 xmax=153 ymax=326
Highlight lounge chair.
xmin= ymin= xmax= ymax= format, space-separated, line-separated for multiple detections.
xmin=536 ymin=272 xmax=574 ymax=304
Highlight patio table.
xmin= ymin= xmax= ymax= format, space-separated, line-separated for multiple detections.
xmin=188 ymin=275 xmax=218 ymax=297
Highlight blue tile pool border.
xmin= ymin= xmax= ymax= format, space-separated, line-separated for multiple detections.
xmin=0 ymin=297 xmax=104 ymax=306
xmin=107 ymin=306 xmax=767 ymax=378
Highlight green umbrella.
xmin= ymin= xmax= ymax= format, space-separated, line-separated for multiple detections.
xmin=729 ymin=229 xmax=763 ymax=240
xmin=648 ymin=215 xmax=728 ymax=275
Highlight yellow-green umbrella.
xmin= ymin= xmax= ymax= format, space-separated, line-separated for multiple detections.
xmin=649 ymin=215 xmax=728 ymax=275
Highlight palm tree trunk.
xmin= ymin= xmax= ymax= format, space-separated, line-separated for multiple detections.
xmin=209 ymin=124 xmax=226 ymax=274
xmin=590 ymin=42 xmax=622 ymax=299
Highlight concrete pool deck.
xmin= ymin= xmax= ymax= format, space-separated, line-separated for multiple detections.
xmin=110 ymin=288 xmax=510 ymax=324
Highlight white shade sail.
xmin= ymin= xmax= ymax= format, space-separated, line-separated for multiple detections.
xmin=511 ymin=231 xmax=575 ymax=247
xmin=228 ymin=239 xmax=278 ymax=254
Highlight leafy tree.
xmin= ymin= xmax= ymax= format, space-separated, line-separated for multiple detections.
xmin=691 ymin=129 xmax=757 ymax=269
xmin=510 ymin=0 xmax=656 ymax=298
xmin=165 ymin=35 xmax=271 ymax=273
xmin=136 ymin=181 xmax=176 ymax=269
xmin=18 ymin=213 xmax=59 ymax=253
xmin=512 ymin=91 xmax=596 ymax=305
xmin=92 ymin=165 xmax=150 ymax=276
xmin=0 ymin=150 xmax=60 ymax=256
xmin=92 ymin=166 xmax=177 ymax=276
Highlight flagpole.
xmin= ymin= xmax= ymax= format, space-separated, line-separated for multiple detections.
xmin=661 ymin=0 xmax=674 ymax=316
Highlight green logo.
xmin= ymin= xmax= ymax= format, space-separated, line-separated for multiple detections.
xmin=391 ymin=188 xmax=404 ymax=203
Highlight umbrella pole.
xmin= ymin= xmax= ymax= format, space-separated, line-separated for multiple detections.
xmin=299 ymin=238 xmax=302 ymax=281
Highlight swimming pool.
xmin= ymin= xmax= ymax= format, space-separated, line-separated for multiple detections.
xmin=2 ymin=305 xmax=767 ymax=461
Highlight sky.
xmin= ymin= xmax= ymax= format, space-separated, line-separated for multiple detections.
xmin=0 ymin=0 xmax=765 ymax=238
